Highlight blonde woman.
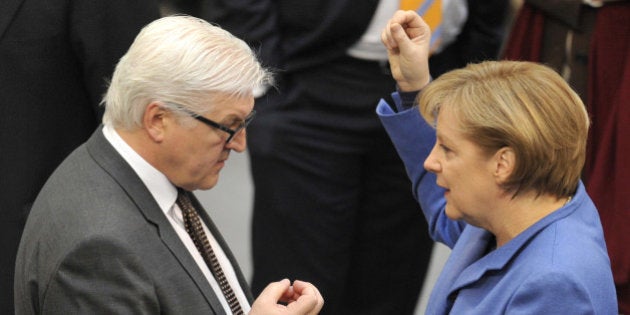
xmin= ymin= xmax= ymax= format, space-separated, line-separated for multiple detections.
xmin=377 ymin=10 xmax=616 ymax=314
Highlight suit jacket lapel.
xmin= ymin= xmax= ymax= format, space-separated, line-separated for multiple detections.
xmin=85 ymin=127 xmax=226 ymax=313
xmin=0 ymin=0 xmax=24 ymax=40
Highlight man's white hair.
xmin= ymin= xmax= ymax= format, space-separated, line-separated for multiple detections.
xmin=102 ymin=15 xmax=273 ymax=129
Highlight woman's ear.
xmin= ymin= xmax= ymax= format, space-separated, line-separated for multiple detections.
xmin=144 ymin=102 xmax=167 ymax=143
xmin=494 ymin=147 xmax=515 ymax=184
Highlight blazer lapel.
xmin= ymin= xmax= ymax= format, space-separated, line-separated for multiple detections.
xmin=441 ymin=227 xmax=496 ymax=295
xmin=0 ymin=0 xmax=24 ymax=40
xmin=85 ymin=127 xmax=226 ymax=313
xmin=449 ymin=203 xmax=578 ymax=294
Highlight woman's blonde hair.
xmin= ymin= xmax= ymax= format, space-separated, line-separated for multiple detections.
xmin=419 ymin=60 xmax=589 ymax=197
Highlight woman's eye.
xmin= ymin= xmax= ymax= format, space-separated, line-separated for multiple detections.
xmin=440 ymin=144 xmax=451 ymax=153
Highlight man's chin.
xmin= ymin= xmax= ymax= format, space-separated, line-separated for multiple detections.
xmin=196 ymin=175 xmax=220 ymax=191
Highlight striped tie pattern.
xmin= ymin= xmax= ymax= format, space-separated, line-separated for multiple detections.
xmin=177 ymin=189 xmax=244 ymax=315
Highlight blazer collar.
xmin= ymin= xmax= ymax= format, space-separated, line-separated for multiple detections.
xmin=449 ymin=183 xmax=584 ymax=293
xmin=85 ymin=126 xmax=227 ymax=313
xmin=0 ymin=0 xmax=24 ymax=41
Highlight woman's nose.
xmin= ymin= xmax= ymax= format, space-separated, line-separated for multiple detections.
xmin=423 ymin=143 xmax=441 ymax=173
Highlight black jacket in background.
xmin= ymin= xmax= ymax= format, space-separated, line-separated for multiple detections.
xmin=0 ymin=1 xmax=160 ymax=313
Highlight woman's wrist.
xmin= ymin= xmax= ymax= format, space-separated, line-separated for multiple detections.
xmin=397 ymin=75 xmax=430 ymax=92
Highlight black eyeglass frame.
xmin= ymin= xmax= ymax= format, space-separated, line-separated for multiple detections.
xmin=166 ymin=102 xmax=256 ymax=143
xmin=193 ymin=110 xmax=256 ymax=143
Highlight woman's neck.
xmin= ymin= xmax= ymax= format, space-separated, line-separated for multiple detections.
xmin=490 ymin=191 xmax=570 ymax=248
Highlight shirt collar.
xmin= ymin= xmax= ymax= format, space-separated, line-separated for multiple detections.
xmin=102 ymin=124 xmax=177 ymax=214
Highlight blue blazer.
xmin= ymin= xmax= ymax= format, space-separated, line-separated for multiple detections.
xmin=376 ymin=92 xmax=617 ymax=314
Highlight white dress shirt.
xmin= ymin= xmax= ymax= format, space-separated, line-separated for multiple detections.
xmin=346 ymin=0 xmax=397 ymax=61
xmin=102 ymin=124 xmax=251 ymax=314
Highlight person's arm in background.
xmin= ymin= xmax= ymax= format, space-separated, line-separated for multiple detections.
xmin=71 ymin=0 xmax=160 ymax=119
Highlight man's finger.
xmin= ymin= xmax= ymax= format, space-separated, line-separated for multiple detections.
xmin=257 ymin=279 xmax=291 ymax=304
xmin=289 ymin=280 xmax=324 ymax=314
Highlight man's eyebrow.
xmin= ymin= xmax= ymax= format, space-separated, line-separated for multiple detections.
xmin=219 ymin=114 xmax=243 ymax=123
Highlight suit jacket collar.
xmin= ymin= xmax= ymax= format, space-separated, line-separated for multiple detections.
xmin=84 ymin=127 xmax=231 ymax=312
xmin=0 ymin=0 xmax=24 ymax=40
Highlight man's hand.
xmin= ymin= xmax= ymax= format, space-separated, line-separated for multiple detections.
xmin=381 ymin=10 xmax=432 ymax=92
xmin=250 ymin=279 xmax=324 ymax=315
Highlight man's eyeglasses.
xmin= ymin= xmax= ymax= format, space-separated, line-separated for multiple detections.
xmin=167 ymin=102 xmax=256 ymax=143
xmin=193 ymin=110 xmax=256 ymax=143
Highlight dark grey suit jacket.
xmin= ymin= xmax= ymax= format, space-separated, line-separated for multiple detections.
xmin=14 ymin=127 xmax=253 ymax=314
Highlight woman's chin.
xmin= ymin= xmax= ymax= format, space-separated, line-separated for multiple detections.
xmin=444 ymin=205 xmax=462 ymax=220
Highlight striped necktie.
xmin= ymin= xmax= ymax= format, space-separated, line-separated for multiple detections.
xmin=177 ymin=189 xmax=244 ymax=315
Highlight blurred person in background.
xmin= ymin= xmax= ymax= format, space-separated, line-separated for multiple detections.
xmin=0 ymin=0 xmax=160 ymax=313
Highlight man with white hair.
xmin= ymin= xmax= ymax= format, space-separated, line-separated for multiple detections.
xmin=14 ymin=15 xmax=323 ymax=315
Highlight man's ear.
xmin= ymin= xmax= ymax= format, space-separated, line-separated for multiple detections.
xmin=144 ymin=102 xmax=167 ymax=142
xmin=494 ymin=147 xmax=515 ymax=184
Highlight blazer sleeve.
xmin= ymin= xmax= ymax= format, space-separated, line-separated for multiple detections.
xmin=376 ymin=92 xmax=465 ymax=248
xmin=43 ymin=237 xmax=159 ymax=314
xmin=69 ymin=0 xmax=160 ymax=119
